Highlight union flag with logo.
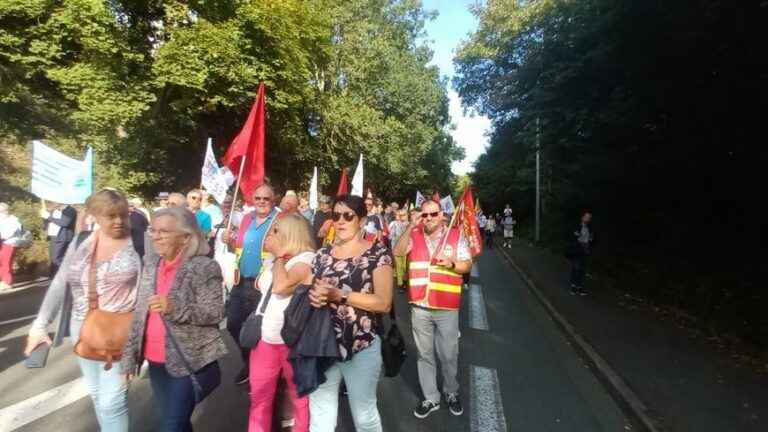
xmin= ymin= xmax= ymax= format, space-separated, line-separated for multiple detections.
xmin=456 ymin=185 xmax=483 ymax=257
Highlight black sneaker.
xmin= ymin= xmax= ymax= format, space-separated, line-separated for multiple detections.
xmin=570 ymin=285 xmax=578 ymax=295
xmin=234 ymin=367 xmax=249 ymax=385
xmin=578 ymin=288 xmax=589 ymax=296
xmin=413 ymin=399 xmax=440 ymax=419
xmin=446 ymin=393 xmax=463 ymax=416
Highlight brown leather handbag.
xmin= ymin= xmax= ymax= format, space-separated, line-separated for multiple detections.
xmin=74 ymin=237 xmax=133 ymax=370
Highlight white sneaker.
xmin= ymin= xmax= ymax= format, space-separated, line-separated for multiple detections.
xmin=0 ymin=282 xmax=10 ymax=292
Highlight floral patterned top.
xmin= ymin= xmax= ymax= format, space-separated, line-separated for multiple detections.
xmin=313 ymin=241 xmax=393 ymax=361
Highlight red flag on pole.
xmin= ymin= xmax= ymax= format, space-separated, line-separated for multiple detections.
xmin=336 ymin=168 xmax=349 ymax=196
xmin=222 ymin=82 xmax=266 ymax=205
xmin=439 ymin=185 xmax=483 ymax=258
xmin=431 ymin=190 xmax=440 ymax=203
xmin=458 ymin=185 xmax=483 ymax=257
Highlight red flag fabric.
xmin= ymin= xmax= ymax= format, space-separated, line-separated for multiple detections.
xmin=431 ymin=190 xmax=440 ymax=203
xmin=336 ymin=168 xmax=349 ymax=196
xmin=222 ymin=82 xmax=266 ymax=205
xmin=439 ymin=185 xmax=482 ymax=258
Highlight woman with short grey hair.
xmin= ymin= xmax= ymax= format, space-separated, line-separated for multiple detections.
xmin=122 ymin=206 xmax=227 ymax=432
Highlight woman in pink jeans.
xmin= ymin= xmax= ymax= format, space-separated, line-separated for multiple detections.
xmin=249 ymin=213 xmax=316 ymax=432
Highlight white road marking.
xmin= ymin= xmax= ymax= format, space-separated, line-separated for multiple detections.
xmin=471 ymin=263 xmax=479 ymax=277
xmin=468 ymin=284 xmax=489 ymax=330
xmin=470 ymin=366 xmax=507 ymax=432
xmin=0 ymin=378 xmax=88 ymax=431
xmin=0 ymin=314 xmax=37 ymax=327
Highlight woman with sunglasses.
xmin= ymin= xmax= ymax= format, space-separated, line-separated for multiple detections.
xmin=308 ymin=194 xmax=393 ymax=432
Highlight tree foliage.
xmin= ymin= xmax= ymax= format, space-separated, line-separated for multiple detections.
xmin=455 ymin=0 xmax=767 ymax=347
xmin=1 ymin=0 xmax=461 ymax=198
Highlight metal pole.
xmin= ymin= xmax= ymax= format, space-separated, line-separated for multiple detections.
xmin=535 ymin=116 xmax=541 ymax=243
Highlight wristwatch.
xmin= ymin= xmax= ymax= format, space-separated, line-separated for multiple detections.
xmin=340 ymin=290 xmax=350 ymax=305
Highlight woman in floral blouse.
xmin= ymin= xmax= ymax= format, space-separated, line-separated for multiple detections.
xmin=308 ymin=194 xmax=393 ymax=432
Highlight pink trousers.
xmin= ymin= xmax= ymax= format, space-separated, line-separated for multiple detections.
xmin=0 ymin=244 xmax=14 ymax=285
xmin=248 ymin=341 xmax=309 ymax=432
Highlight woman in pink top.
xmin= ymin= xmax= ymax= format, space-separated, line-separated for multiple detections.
xmin=248 ymin=213 xmax=316 ymax=432
xmin=121 ymin=207 xmax=227 ymax=432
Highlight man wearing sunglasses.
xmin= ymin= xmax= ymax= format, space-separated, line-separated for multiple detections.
xmin=187 ymin=189 xmax=212 ymax=236
xmin=223 ymin=184 xmax=278 ymax=385
xmin=393 ymin=199 xmax=472 ymax=420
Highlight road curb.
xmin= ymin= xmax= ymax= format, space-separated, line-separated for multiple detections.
xmin=0 ymin=277 xmax=50 ymax=296
xmin=495 ymin=246 xmax=665 ymax=432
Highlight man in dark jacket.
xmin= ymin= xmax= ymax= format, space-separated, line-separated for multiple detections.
xmin=128 ymin=201 xmax=149 ymax=258
xmin=568 ymin=211 xmax=594 ymax=296
xmin=40 ymin=202 xmax=77 ymax=277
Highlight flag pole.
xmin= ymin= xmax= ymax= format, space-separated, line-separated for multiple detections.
xmin=435 ymin=199 xmax=461 ymax=261
xmin=225 ymin=156 xmax=247 ymax=234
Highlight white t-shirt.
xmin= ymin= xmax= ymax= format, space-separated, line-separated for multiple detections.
xmin=255 ymin=251 xmax=315 ymax=344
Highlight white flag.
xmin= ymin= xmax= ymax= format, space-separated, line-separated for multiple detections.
xmin=440 ymin=195 xmax=455 ymax=214
xmin=30 ymin=140 xmax=93 ymax=204
xmin=351 ymin=154 xmax=364 ymax=197
xmin=415 ymin=191 xmax=426 ymax=208
xmin=309 ymin=166 xmax=319 ymax=210
xmin=201 ymin=138 xmax=230 ymax=204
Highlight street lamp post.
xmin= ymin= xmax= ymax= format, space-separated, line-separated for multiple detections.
xmin=535 ymin=116 xmax=541 ymax=243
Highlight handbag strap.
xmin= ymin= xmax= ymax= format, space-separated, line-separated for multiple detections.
xmin=87 ymin=234 xmax=99 ymax=310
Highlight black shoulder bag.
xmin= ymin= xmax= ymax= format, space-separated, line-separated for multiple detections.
xmin=239 ymin=282 xmax=272 ymax=348
xmin=381 ymin=301 xmax=407 ymax=377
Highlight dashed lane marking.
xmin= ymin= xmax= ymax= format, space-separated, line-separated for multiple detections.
xmin=468 ymin=284 xmax=489 ymax=331
xmin=470 ymin=365 xmax=507 ymax=432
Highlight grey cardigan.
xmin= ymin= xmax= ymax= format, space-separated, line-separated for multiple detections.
xmin=121 ymin=253 xmax=227 ymax=377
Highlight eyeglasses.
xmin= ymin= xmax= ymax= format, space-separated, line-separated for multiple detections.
xmin=332 ymin=211 xmax=356 ymax=222
xmin=149 ymin=228 xmax=177 ymax=238
xmin=189 ymin=196 xmax=201 ymax=201
xmin=253 ymin=196 xmax=271 ymax=202
xmin=421 ymin=211 xmax=440 ymax=219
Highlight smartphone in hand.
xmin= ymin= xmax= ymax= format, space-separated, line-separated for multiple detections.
xmin=25 ymin=343 xmax=51 ymax=369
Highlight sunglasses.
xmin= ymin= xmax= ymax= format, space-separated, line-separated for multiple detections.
xmin=332 ymin=211 xmax=357 ymax=222
xmin=189 ymin=196 xmax=201 ymax=200
xmin=253 ymin=196 xmax=271 ymax=202
xmin=421 ymin=211 xmax=440 ymax=219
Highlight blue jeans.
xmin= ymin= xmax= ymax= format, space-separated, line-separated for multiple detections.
xmin=148 ymin=362 xmax=201 ymax=432
xmin=309 ymin=337 xmax=383 ymax=432
xmin=71 ymin=319 xmax=130 ymax=432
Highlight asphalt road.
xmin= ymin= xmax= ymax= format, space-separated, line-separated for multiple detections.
xmin=0 ymin=250 xmax=631 ymax=431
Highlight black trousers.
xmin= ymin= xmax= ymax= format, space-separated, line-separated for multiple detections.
xmin=570 ymin=253 xmax=587 ymax=288
xmin=226 ymin=278 xmax=261 ymax=367
xmin=48 ymin=239 xmax=70 ymax=277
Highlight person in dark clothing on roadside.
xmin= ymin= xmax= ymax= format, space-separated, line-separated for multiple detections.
xmin=40 ymin=202 xmax=77 ymax=277
xmin=568 ymin=211 xmax=594 ymax=296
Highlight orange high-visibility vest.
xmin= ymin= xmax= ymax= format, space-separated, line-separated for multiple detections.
xmin=407 ymin=226 xmax=463 ymax=310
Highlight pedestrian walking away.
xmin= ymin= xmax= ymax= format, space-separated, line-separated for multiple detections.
xmin=393 ymin=199 xmax=473 ymax=419
xmin=389 ymin=209 xmax=410 ymax=292
xmin=567 ymin=211 xmax=594 ymax=296
xmin=122 ymin=206 xmax=227 ymax=432
xmin=501 ymin=205 xmax=516 ymax=248
xmin=308 ymin=193 xmax=394 ymax=432
xmin=26 ymin=190 xmax=141 ymax=432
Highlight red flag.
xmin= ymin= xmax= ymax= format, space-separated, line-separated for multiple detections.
xmin=222 ymin=82 xmax=266 ymax=204
xmin=458 ymin=185 xmax=483 ymax=257
xmin=440 ymin=185 xmax=483 ymax=258
xmin=336 ymin=168 xmax=349 ymax=196
xmin=431 ymin=190 xmax=440 ymax=203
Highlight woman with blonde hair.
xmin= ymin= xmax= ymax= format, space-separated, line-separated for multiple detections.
xmin=25 ymin=189 xmax=141 ymax=432
xmin=247 ymin=213 xmax=316 ymax=432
